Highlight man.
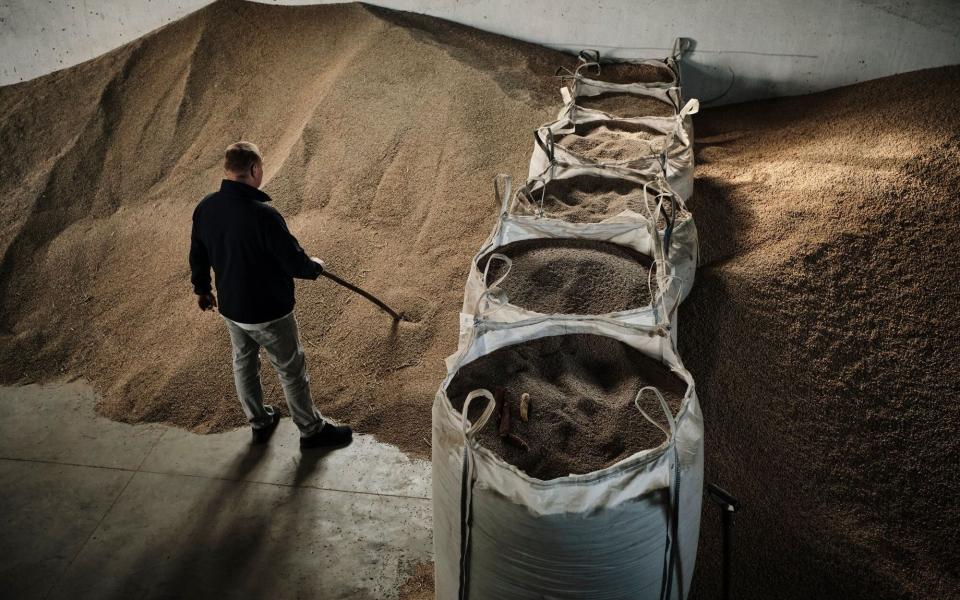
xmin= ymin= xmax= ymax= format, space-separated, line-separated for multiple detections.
xmin=189 ymin=141 xmax=351 ymax=449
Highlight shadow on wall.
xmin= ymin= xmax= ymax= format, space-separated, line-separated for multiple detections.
xmin=680 ymin=38 xmax=812 ymax=106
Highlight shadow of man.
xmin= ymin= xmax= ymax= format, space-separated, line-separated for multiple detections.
xmin=105 ymin=441 xmax=334 ymax=599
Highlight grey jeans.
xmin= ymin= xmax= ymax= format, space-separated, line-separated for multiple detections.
xmin=222 ymin=312 xmax=324 ymax=436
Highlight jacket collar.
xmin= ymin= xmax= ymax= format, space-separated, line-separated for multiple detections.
xmin=220 ymin=179 xmax=272 ymax=202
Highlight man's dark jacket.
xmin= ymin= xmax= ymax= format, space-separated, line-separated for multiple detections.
xmin=189 ymin=179 xmax=321 ymax=324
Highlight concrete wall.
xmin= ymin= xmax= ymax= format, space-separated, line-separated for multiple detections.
xmin=2 ymin=0 xmax=958 ymax=104
xmin=0 ymin=0 xmax=209 ymax=83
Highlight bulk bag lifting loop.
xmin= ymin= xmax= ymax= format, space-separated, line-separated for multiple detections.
xmin=493 ymin=172 xmax=513 ymax=217
xmin=553 ymin=49 xmax=601 ymax=81
xmin=578 ymin=49 xmax=601 ymax=70
xmin=493 ymin=173 xmax=513 ymax=219
xmin=668 ymin=38 xmax=692 ymax=86
xmin=636 ymin=385 xmax=682 ymax=600
xmin=472 ymin=253 xmax=512 ymax=321
xmin=456 ymin=389 xmax=496 ymax=600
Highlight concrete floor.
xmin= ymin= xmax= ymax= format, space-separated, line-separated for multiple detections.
xmin=0 ymin=381 xmax=433 ymax=600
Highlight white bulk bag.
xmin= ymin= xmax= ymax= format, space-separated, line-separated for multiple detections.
xmin=432 ymin=316 xmax=704 ymax=600
xmin=565 ymin=78 xmax=684 ymax=116
xmin=458 ymin=175 xmax=697 ymax=346
xmin=529 ymin=99 xmax=699 ymax=200
xmin=557 ymin=39 xmax=691 ymax=91
xmin=499 ymin=168 xmax=697 ymax=298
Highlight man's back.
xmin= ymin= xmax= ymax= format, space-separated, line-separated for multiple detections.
xmin=190 ymin=179 xmax=320 ymax=324
xmin=190 ymin=140 xmax=351 ymax=449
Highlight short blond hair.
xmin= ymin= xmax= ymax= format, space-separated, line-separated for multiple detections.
xmin=224 ymin=141 xmax=262 ymax=174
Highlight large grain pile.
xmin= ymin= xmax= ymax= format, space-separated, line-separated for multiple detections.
xmin=447 ymin=334 xmax=685 ymax=480
xmin=0 ymin=0 xmax=957 ymax=597
xmin=0 ymin=0 xmax=569 ymax=457
xmin=480 ymin=239 xmax=655 ymax=314
xmin=683 ymin=68 xmax=960 ymax=600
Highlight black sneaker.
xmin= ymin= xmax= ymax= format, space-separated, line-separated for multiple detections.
xmin=300 ymin=421 xmax=353 ymax=450
xmin=251 ymin=410 xmax=280 ymax=445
